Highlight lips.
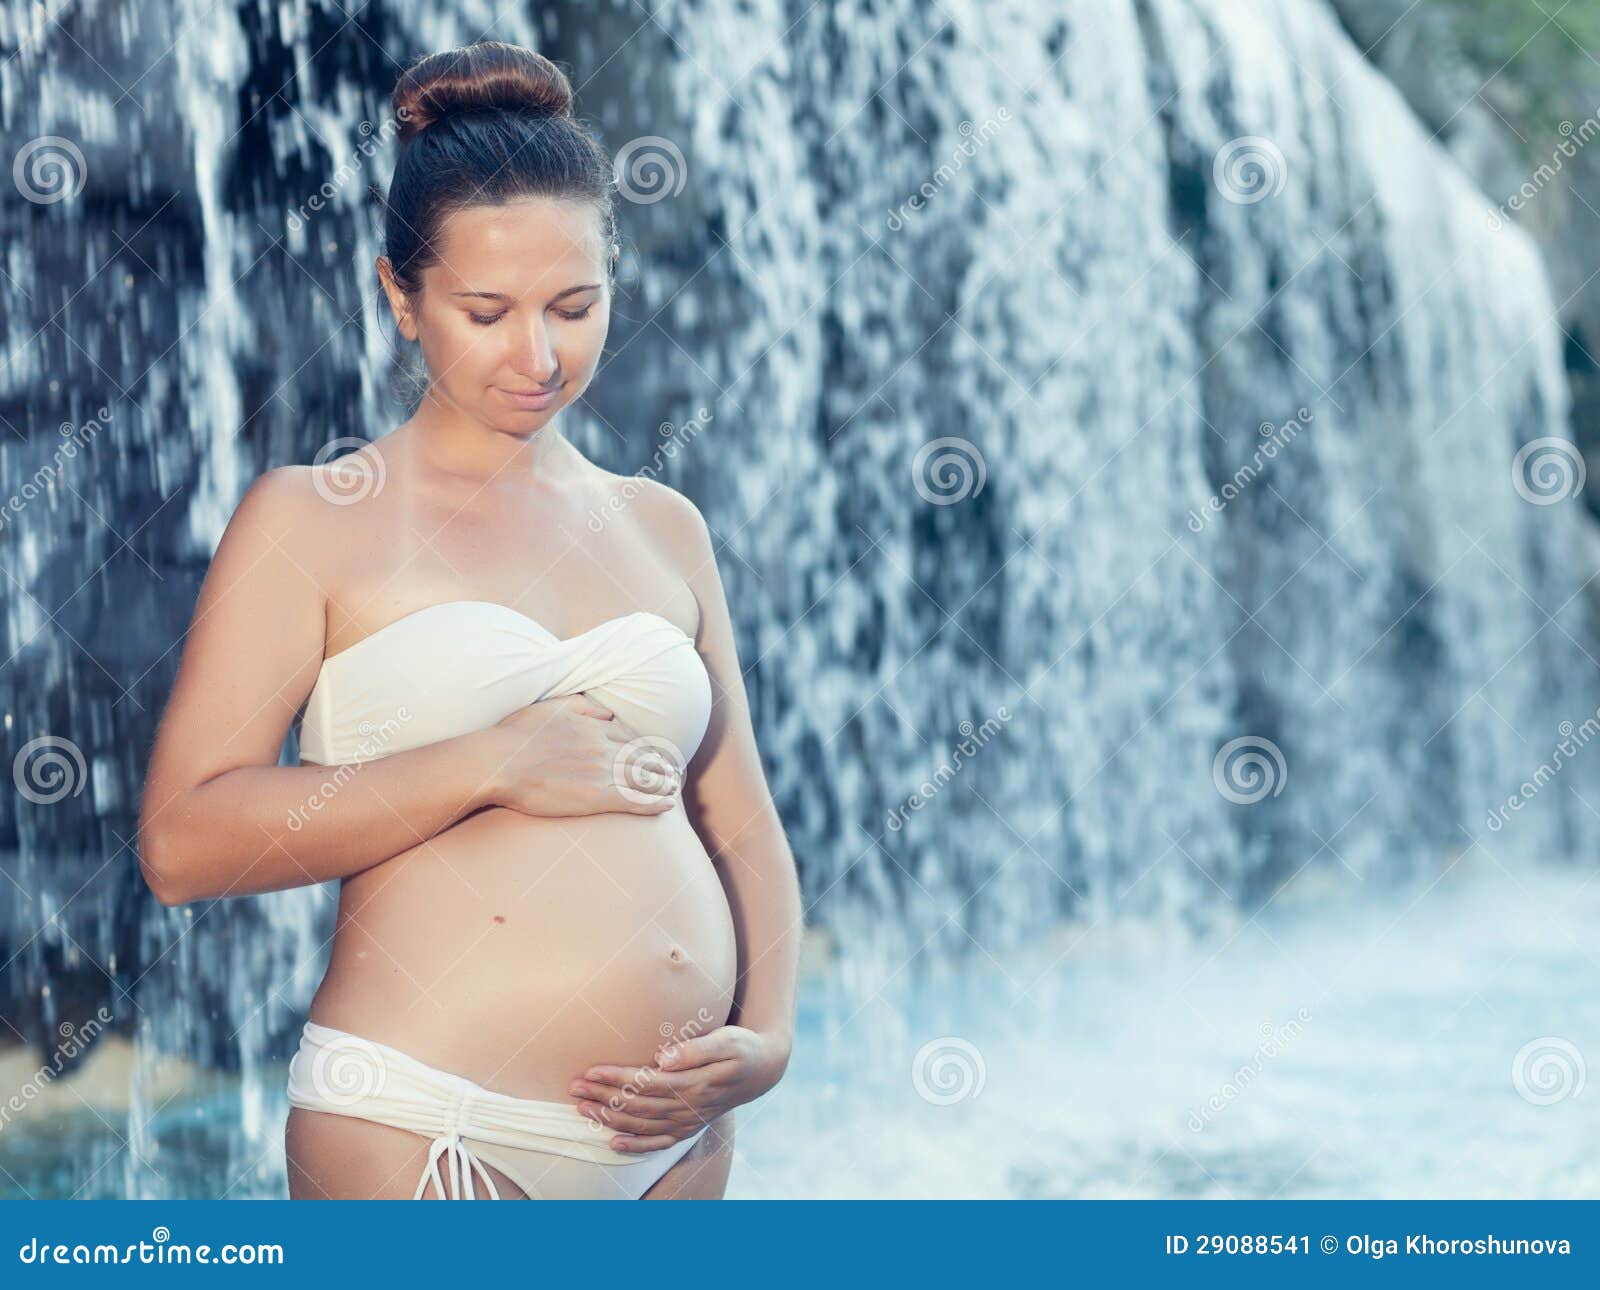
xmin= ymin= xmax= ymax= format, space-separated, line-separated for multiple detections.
xmin=499 ymin=384 xmax=562 ymax=409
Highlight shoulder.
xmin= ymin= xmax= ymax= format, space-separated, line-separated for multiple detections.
xmin=591 ymin=468 xmax=714 ymax=559
xmin=189 ymin=466 xmax=332 ymax=631
xmin=226 ymin=464 xmax=315 ymax=534
xmin=219 ymin=463 xmax=343 ymax=559
xmin=635 ymin=475 xmax=710 ymax=542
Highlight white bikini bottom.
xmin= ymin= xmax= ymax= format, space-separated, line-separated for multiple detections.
xmin=286 ymin=1020 xmax=707 ymax=1199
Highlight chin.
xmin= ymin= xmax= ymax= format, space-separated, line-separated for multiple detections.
xmin=505 ymin=409 xmax=561 ymax=430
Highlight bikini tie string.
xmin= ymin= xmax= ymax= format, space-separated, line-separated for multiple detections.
xmin=413 ymin=1092 xmax=501 ymax=1200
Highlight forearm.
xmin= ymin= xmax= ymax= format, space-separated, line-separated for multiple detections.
xmin=139 ymin=728 xmax=505 ymax=905
xmin=704 ymin=799 xmax=803 ymax=1046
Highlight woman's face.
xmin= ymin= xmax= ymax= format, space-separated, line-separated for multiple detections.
xmin=381 ymin=196 xmax=611 ymax=431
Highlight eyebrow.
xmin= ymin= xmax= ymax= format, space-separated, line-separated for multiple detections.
xmin=450 ymin=283 xmax=602 ymax=302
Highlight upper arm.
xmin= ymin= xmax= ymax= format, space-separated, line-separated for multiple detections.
xmin=639 ymin=481 xmax=778 ymax=854
xmin=139 ymin=466 xmax=329 ymax=845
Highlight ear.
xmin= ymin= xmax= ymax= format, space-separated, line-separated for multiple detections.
xmin=375 ymin=255 xmax=419 ymax=342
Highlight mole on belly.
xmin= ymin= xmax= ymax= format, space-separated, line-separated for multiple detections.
xmin=668 ymin=946 xmax=685 ymax=963
xmin=493 ymin=915 xmax=506 ymax=924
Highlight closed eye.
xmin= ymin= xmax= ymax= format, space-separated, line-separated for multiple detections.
xmin=469 ymin=305 xmax=596 ymax=326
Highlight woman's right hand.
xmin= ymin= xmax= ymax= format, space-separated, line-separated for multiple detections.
xmin=484 ymin=694 xmax=683 ymax=818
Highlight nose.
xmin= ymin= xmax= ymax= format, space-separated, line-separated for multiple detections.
xmin=509 ymin=316 xmax=559 ymax=385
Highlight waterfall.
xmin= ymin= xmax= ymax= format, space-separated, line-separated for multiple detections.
xmin=0 ymin=0 xmax=1593 ymax=1197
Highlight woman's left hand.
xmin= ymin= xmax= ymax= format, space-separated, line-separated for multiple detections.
xmin=567 ymin=1025 xmax=792 ymax=1152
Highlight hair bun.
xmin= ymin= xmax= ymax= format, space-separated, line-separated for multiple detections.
xmin=393 ymin=41 xmax=573 ymax=143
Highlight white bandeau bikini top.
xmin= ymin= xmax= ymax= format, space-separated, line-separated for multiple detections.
xmin=296 ymin=600 xmax=712 ymax=772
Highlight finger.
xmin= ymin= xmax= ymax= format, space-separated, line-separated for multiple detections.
xmin=576 ymin=1101 xmax=682 ymax=1135
xmin=610 ymin=768 xmax=681 ymax=799
xmin=638 ymin=767 xmax=682 ymax=793
xmin=616 ymin=795 xmax=677 ymax=817
xmin=608 ymin=781 xmax=678 ymax=808
xmin=608 ymin=1132 xmax=683 ymax=1153
xmin=598 ymin=1096 xmax=685 ymax=1120
xmin=571 ymin=1082 xmax=684 ymax=1115
xmin=579 ymin=1064 xmax=691 ymax=1091
xmin=656 ymin=1029 xmax=743 ymax=1070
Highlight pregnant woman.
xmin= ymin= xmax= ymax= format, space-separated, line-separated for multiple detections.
xmin=137 ymin=41 xmax=801 ymax=1200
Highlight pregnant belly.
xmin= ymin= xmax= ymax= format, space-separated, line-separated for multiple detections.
xmin=308 ymin=803 xmax=737 ymax=1101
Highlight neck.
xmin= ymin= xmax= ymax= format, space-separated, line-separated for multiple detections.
xmin=405 ymin=387 xmax=568 ymax=489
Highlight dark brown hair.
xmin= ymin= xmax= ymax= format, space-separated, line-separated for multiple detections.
xmin=381 ymin=41 xmax=618 ymax=298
